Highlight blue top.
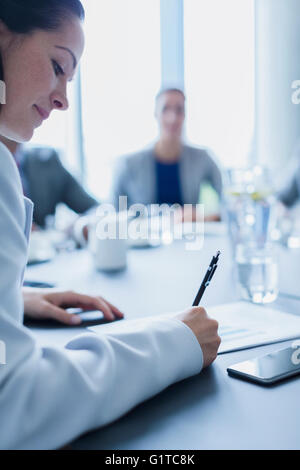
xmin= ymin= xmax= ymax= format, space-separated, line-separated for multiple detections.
xmin=155 ymin=158 xmax=183 ymax=206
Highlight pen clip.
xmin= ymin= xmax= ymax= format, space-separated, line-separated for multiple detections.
xmin=208 ymin=263 xmax=218 ymax=282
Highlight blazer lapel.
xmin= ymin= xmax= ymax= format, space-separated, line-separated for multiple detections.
xmin=142 ymin=149 xmax=156 ymax=205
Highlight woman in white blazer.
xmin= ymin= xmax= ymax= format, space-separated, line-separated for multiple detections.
xmin=0 ymin=0 xmax=220 ymax=449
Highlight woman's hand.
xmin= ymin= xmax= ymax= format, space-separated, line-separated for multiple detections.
xmin=175 ymin=306 xmax=221 ymax=368
xmin=22 ymin=288 xmax=124 ymax=325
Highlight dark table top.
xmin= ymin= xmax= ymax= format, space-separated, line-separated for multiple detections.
xmin=25 ymin=229 xmax=300 ymax=449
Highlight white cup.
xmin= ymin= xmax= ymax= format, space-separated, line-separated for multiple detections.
xmin=88 ymin=212 xmax=127 ymax=271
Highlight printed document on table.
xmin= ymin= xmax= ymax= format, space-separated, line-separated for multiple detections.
xmin=208 ymin=302 xmax=300 ymax=353
xmin=89 ymin=302 xmax=300 ymax=354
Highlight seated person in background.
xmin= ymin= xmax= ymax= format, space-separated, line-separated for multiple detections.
xmin=276 ymin=141 xmax=300 ymax=240
xmin=278 ymin=140 xmax=300 ymax=208
xmin=110 ymin=87 xmax=222 ymax=221
xmin=0 ymin=136 xmax=98 ymax=242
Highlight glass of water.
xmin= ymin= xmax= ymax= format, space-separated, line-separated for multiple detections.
xmin=235 ymin=243 xmax=278 ymax=304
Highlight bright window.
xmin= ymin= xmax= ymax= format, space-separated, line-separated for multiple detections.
xmin=184 ymin=0 xmax=255 ymax=168
xmin=29 ymin=80 xmax=80 ymax=176
xmin=81 ymin=0 xmax=161 ymax=200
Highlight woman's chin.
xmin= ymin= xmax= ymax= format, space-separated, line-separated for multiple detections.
xmin=12 ymin=128 xmax=34 ymax=143
xmin=0 ymin=127 xmax=33 ymax=143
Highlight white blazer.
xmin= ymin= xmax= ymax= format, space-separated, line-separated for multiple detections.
xmin=0 ymin=142 xmax=203 ymax=450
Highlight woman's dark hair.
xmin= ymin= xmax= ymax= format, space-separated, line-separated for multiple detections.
xmin=0 ymin=0 xmax=85 ymax=82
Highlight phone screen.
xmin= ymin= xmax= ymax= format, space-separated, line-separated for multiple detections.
xmin=227 ymin=343 xmax=300 ymax=384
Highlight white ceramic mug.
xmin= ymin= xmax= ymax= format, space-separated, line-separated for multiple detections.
xmin=88 ymin=212 xmax=127 ymax=271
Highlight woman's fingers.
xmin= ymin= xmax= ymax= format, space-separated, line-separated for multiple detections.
xmin=47 ymin=291 xmax=124 ymax=321
xmin=101 ymin=298 xmax=124 ymax=318
xmin=45 ymin=302 xmax=82 ymax=325
xmin=23 ymin=289 xmax=124 ymax=325
xmin=88 ymin=296 xmax=115 ymax=321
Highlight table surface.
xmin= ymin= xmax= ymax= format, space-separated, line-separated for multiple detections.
xmin=25 ymin=228 xmax=300 ymax=450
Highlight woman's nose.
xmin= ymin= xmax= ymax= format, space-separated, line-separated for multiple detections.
xmin=51 ymin=88 xmax=69 ymax=111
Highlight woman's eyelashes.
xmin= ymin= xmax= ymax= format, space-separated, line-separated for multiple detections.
xmin=52 ymin=60 xmax=65 ymax=77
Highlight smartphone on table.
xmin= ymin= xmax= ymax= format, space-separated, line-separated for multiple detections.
xmin=227 ymin=343 xmax=300 ymax=385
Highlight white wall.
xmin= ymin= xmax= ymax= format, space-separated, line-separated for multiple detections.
xmin=255 ymin=0 xmax=300 ymax=174
xmin=184 ymin=0 xmax=255 ymax=168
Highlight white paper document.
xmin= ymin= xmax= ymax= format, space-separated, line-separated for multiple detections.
xmin=89 ymin=302 xmax=300 ymax=354
xmin=209 ymin=302 xmax=300 ymax=353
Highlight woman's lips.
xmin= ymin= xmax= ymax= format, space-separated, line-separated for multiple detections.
xmin=34 ymin=105 xmax=50 ymax=120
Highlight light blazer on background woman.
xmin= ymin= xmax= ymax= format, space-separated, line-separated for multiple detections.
xmin=111 ymin=144 xmax=222 ymax=208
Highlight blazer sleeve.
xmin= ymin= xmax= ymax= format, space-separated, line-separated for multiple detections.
xmin=1 ymin=316 xmax=203 ymax=450
xmin=276 ymin=140 xmax=300 ymax=207
xmin=277 ymin=151 xmax=300 ymax=208
xmin=110 ymin=156 xmax=130 ymax=209
xmin=278 ymin=173 xmax=300 ymax=207
xmin=52 ymin=152 xmax=98 ymax=214
xmin=203 ymin=150 xmax=223 ymax=198
xmin=0 ymin=146 xmax=27 ymax=323
xmin=0 ymin=147 xmax=203 ymax=450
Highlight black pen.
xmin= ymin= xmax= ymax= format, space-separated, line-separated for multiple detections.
xmin=192 ymin=251 xmax=220 ymax=306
